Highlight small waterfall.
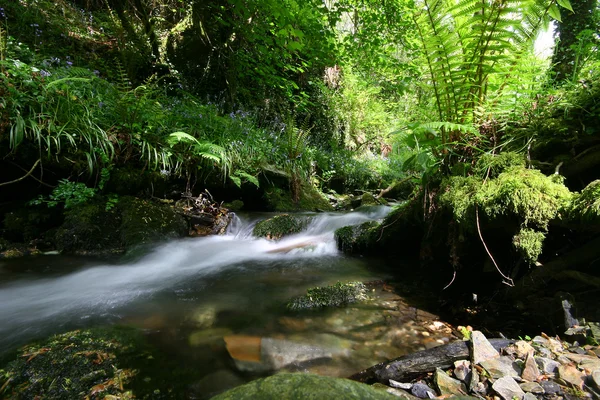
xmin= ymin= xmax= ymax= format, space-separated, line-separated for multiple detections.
xmin=0 ymin=207 xmax=391 ymax=352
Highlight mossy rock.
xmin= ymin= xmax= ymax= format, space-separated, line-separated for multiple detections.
xmin=264 ymin=184 xmax=333 ymax=212
xmin=223 ymin=199 xmax=244 ymax=212
xmin=55 ymin=202 xmax=122 ymax=253
xmin=210 ymin=373 xmax=397 ymax=400
xmin=3 ymin=206 xmax=60 ymax=243
xmin=334 ymin=221 xmax=379 ymax=255
xmin=253 ymin=214 xmax=311 ymax=240
xmin=360 ymin=193 xmax=381 ymax=207
xmin=286 ymin=281 xmax=367 ymax=311
xmin=569 ymin=180 xmax=600 ymax=224
xmin=118 ymin=196 xmax=188 ymax=248
xmin=0 ymin=328 xmax=146 ymax=400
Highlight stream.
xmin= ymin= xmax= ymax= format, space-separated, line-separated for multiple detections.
xmin=0 ymin=206 xmax=454 ymax=396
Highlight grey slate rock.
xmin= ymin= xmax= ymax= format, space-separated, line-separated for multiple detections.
xmin=523 ymin=393 xmax=538 ymax=400
xmin=435 ymin=368 xmax=467 ymax=396
xmin=471 ymin=331 xmax=499 ymax=365
xmin=411 ymin=383 xmax=436 ymax=399
xmin=522 ymin=352 xmax=541 ymax=382
xmin=519 ymin=382 xmax=544 ymax=394
xmin=540 ymin=380 xmax=561 ymax=395
xmin=492 ymin=376 xmax=525 ymax=400
xmin=535 ymin=357 xmax=560 ymax=374
xmin=593 ymin=369 xmax=600 ymax=389
xmin=480 ymin=356 xmax=522 ymax=379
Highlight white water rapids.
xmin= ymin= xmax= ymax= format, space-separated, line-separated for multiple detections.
xmin=0 ymin=206 xmax=391 ymax=352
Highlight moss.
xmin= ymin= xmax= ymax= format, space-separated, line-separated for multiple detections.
xmin=211 ymin=373 xmax=397 ymax=400
xmin=119 ymin=197 xmax=188 ymax=248
xmin=360 ymin=193 xmax=381 ymax=206
xmin=569 ymin=180 xmax=600 ymax=223
xmin=0 ymin=328 xmax=143 ymax=400
xmin=440 ymin=166 xmax=573 ymax=231
xmin=512 ymin=228 xmax=545 ymax=264
xmin=0 ymin=327 xmax=196 ymax=400
xmin=286 ymin=281 xmax=367 ymax=311
xmin=475 ymin=152 xmax=526 ymax=178
xmin=264 ymin=183 xmax=333 ymax=212
xmin=252 ymin=214 xmax=311 ymax=240
xmin=223 ymin=200 xmax=244 ymax=212
xmin=334 ymin=221 xmax=380 ymax=255
xmin=55 ymin=202 xmax=122 ymax=253
xmin=3 ymin=207 xmax=58 ymax=242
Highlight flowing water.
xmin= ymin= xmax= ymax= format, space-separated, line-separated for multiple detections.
xmin=0 ymin=206 xmax=453 ymax=396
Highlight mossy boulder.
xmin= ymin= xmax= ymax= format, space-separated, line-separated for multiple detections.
xmin=118 ymin=196 xmax=188 ymax=248
xmin=286 ymin=281 xmax=367 ymax=311
xmin=3 ymin=206 xmax=60 ymax=243
xmin=54 ymin=202 xmax=122 ymax=253
xmin=223 ymin=199 xmax=244 ymax=212
xmin=211 ymin=373 xmax=397 ymax=400
xmin=334 ymin=221 xmax=379 ymax=255
xmin=253 ymin=214 xmax=311 ymax=240
xmin=264 ymin=183 xmax=333 ymax=212
xmin=0 ymin=328 xmax=146 ymax=400
xmin=360 ymin=193 xmax=381 ymax=207
xmin=569 ymin=180 xmax=600 ymax=224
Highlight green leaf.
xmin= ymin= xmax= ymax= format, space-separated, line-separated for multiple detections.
xmin=230 ymin=175 xmax=242 ymax=188
xmin=556 ymin=0 xmax=573 ymax=12
xmin=548 ymin=4 xmax=562 ymax=22
xmin=167 ymin=131 xmax=198 ymax=146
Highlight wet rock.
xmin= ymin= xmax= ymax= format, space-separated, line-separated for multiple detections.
xmin=535 ymin=357 xmax=560 ymax=374
xmin=334 ymin=221 xmax=380 ymax=255
xmin=453 ymin=360 xmax=471 ymax=382
xmin=540 ymin=380 xmax=561 ymax=395
xmin=480 ymin=356 xmax=522 ymax=379
xmin=520 ymin=382 xmax=544 ymax=394
xmin=189 ymin=328 xmax=233 ymax=347
xmin=435 ymin=368 xmax=467 ymax=396
xmin=471 ymin=331 xmax=499 ymax=364
xmin=261 ymin=337 xmax=335 ymax=369
xmin=389 ymin=380 xmax=413 ymax=390
xmin=189 ymin=306 xmax=217 ymax=328
xmin=252 ymin=214 xmax=311 ymax=240
xmin=492 ymin=376 xmax=525 ymax=400
xmin=558 ymin=364 xmax=584 ymax=388
xmin=211 ymin=373 xmax=397 ymax=399
xmin=286 ymin=282 xmax=367 ymax=310
xmin=411 ymin=382 xmax=436 ymax=398
xmin=188 ymin=370 xmax=244 ymax=399
xmin=522 ymin=352 xmax=541 ymax=382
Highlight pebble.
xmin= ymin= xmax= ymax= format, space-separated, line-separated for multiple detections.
xmin=471 ymin=331 xmax=500 ymax=364
xmin=519 ymin=382 xmax=544 ymax=394
xmin=558 ymin=364 xmax=584 ymax=389
xmin=492 ymin=376 xmax=525 ymax=400
xmin=454 ymin=360 xmax=471 ymax=382
xmin=540 ymin=380 xmax=561 ymax=395
xmin=592 ymin=370 xmax=600 ymax=389
xmin=411 ymin=382 xmax=436 ymax=399
xmin=435 ymin=368 xmax=466 ymax=396
xmin=480 ymin=356 xmax=522 ymax=379
xmin=535 ymin=357 xmax=560 ymax=374
xmin=390 ymin=379 xmax=413 ymax=390
xmin=523 ymin=393 xmax=538 ymax=400
xmin=521 ymin=352 xmax=541 ymax=382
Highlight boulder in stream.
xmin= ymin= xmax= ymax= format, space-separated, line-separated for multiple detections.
xmin=210 ymin=373 xmax=398 ymax=400
xmin=253 ymin=214 xmax=312 ymax=240
xmin=286 ymin=281 xmax=367 ymax=311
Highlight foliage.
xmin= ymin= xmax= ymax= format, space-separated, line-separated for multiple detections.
xmin=569 ymin=180 xmax=600 ymax=223
xmin=29 ymin=179 xmax=96 ymax=209
xmin=512 ymin=228 xmax=546 ymax=264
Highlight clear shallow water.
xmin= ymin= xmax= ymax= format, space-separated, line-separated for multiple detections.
xmin=0 ymin=206 xmax=452 ymax=396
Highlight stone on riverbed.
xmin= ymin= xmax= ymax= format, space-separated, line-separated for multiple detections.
xmin=286 ymin=281 xmax=367 ymax=311
xmin=480 ymin=356 xmax=521 ymax=379
xmin=492 ymin=376 xmax=525 ymax=400
xmin=210 ymin=373 xmax=398 ymax=399
xmin=471 ymin=330 xmax=499 ymax=364
xmin=252 ymin=214 xmax=311 ymax=240
xmin=435 ymin=368 xmax=467 ymax=396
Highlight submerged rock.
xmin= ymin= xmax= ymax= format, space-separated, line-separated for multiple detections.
xmin=286 ymin=281 xmax=367 ymax=311
xmin=210 ymin=373 xmax=397 ymax=399
xmin=0 ymin=327 xmax=192 ymax=399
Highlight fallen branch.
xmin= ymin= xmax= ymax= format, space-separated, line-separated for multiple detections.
xmin=348 ymin=338 xmax=514 ymax=384
xmin=0 ymin=159 xmax=41 ymax=187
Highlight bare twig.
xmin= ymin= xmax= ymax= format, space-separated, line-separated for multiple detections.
xmin=8 ymin=160 xmax=53 ymax=188
xmin=443 ymin=269 xmax=457 ymax=290
xmin=475 ymin=205 xmax=514 ymax=286
xmin=0 ymin=159 xmax=41 ymax=187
